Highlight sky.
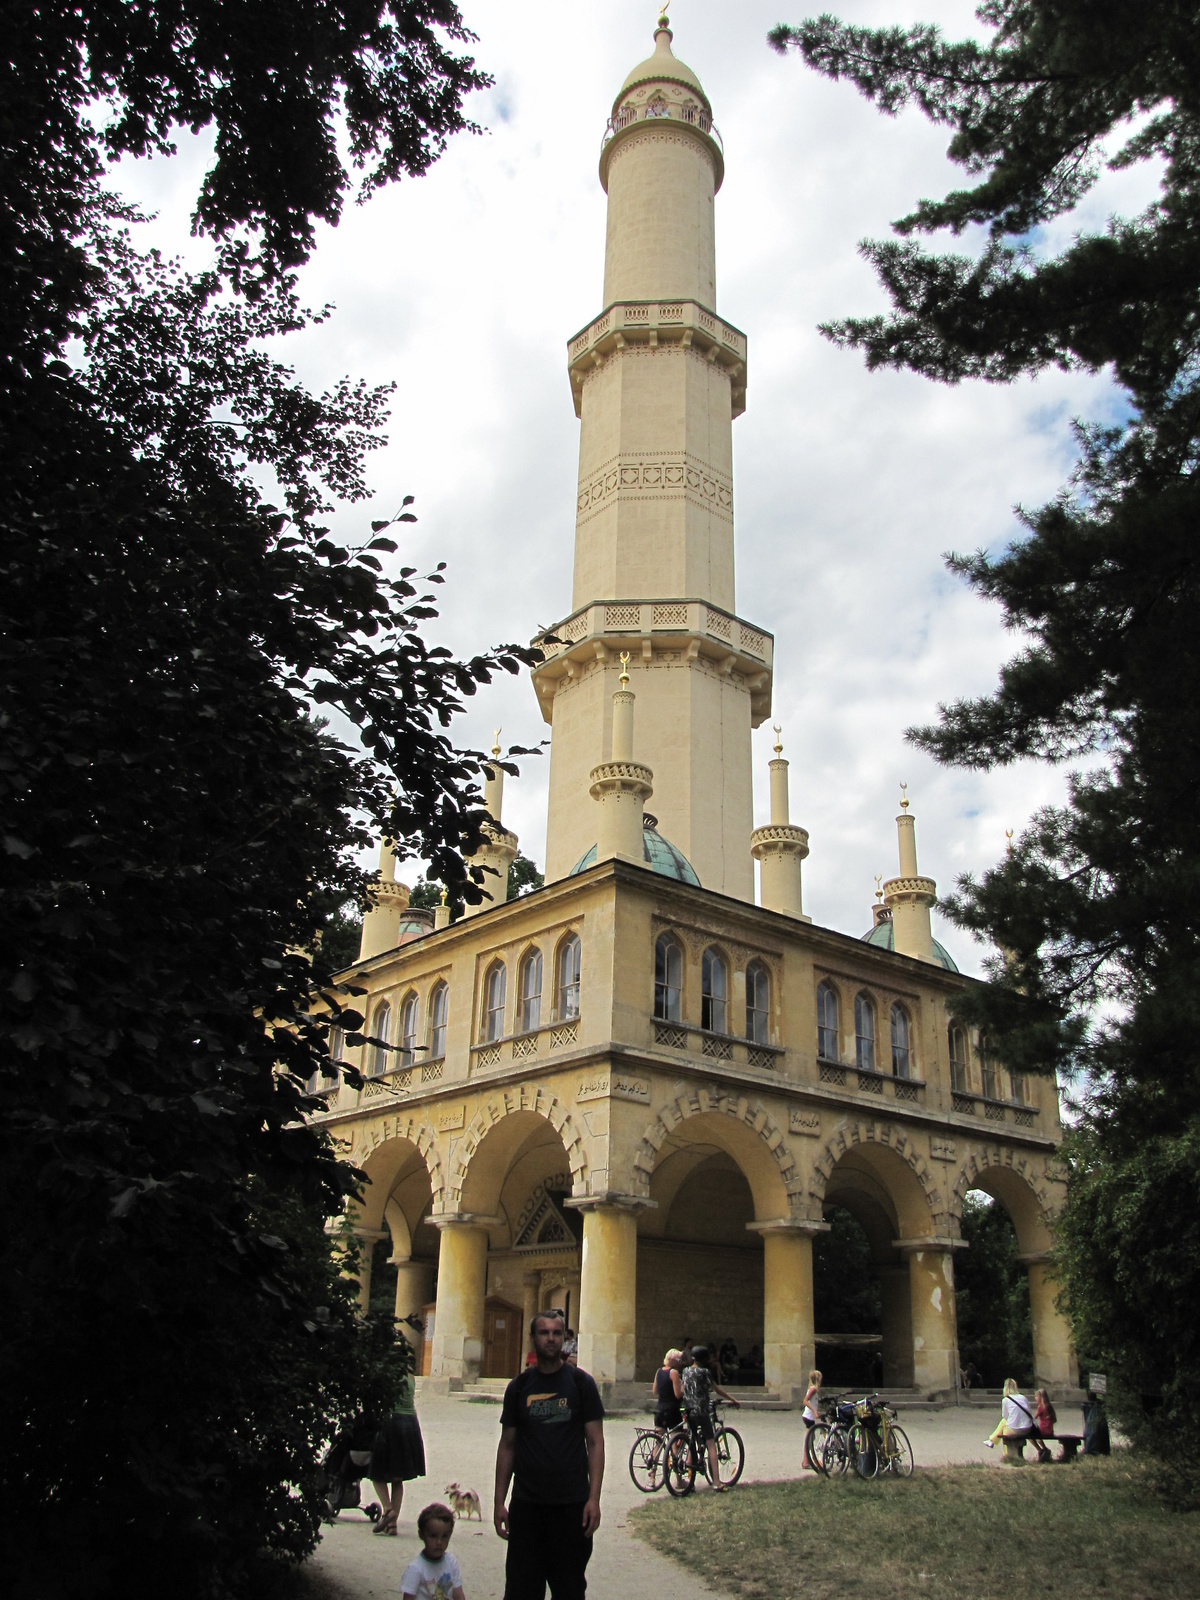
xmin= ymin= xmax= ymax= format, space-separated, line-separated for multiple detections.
xmin=125 ymin=0 xmax=1155 ymax=975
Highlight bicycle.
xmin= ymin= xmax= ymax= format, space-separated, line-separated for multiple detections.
xmin=817 ymin=1393 xmax=860 ymax=1477
xmin=847 ymin=1394 xmax=914 ymax=1479
xmin=665 ymin=1403 xmax=745 ymax=1495
xmin=628 ymin=1419 xmax=690 ymax=1493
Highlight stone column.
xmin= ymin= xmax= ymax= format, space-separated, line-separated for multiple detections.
xmin=879 ymin=1264 xmax=914 ymax=1388
xmin=752 ymin=1221 xmax=824 ymax=1403
xmin=392 ymin=1257 xmax=434 ymax=1347
xmin=574 ymin=1200 xmax=640 ymax=1382
xmin=899 ymin=1238 xmax=959 ymax=1393
xmin=1022 ymin=1254 xmax=1078 ymax=1392
xmin=349 ymin=1227 xmax=388 ymax=1314
xmin=520 ymin=1272 xmax=541 ymax=1366
xmin=430 ymin=1220 xmax=489 ymax=1381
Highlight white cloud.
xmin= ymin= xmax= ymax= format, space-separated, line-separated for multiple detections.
xmin=117 ymin=0 xmax=1158 ymax=973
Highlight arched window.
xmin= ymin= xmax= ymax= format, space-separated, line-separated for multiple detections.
xmin=816 ymin=981 xmax=839 ymax=1061
xmin=482 ymin=962 xmax=506 ymax=1043
xmin=890 ymin=1003 xmax=912 ymax=1079
xmin=556 ymin=933 xmax=581 ymax=1021
xmin=329 ymin=1025 xmax=345 ymax=1065
xmin=428 ymin=981 xmax=448 ymax=1059
xmin=702 ymin=947 xmax=728 ymax=1034
xmin=854 ymin=992 xmax=876 ymax=1071
xmin=746 ymin=960 xmax=770 ymax=1044
xmin=948 ymin=1025 xmax=968 ymax=1093
xmin=368 ymin=1000 xmax=391 ymax=1077
xmin=1009 ymin=1069 xmax=1028 ymax=1106
xmin=399 ymin=992 xmax=418 ymax=1067
xmin=980 ymin=1034 xmax=999 ymax=1101
xmin=518 ymin=948 xmax=543 ymax=1034
xmin=654 ymin=934 xmax=682 ymax=1022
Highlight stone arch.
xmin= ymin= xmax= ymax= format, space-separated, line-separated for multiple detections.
xmin=632 ymin=1083 xmax=806 ymax=1221
xmin=951 ymin=1145 xmax=1059 ymax=1255
xmin=349 ymin=1114 xmax=445 ymax=1231
xmin=445 ymin=1085 xmax=588 ymax=1215
xmin=810 ymin=1118 xmax=945 ymax=1238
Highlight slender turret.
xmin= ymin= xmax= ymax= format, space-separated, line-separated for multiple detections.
xmin=358 ymin=839 xmax=412 ymax=960
xmin=883 ymin=785 xmax=938 ymax=962
xmin=589 ymin=653 xmax=655 ymax=864
xmin=751 ymin=727 xmax=810 ymax=920
xmin=462 ymin=731 xmax=519 ymax=919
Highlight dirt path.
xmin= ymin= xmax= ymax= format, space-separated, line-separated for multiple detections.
xmin=303 ymin=1395 xmax=1085 ymax=1598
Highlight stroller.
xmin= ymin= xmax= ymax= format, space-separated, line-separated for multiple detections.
xmin=319 ymin=1413 xmax=382 ymax=1523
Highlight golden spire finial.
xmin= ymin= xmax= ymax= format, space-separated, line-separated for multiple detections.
xmin=899 ymin=781 xmax=909 ymax=812
xmin=619 ymin=650 xmax=631 ymax=686
xmin=772 ymin=723 xmax=783 ymax=757
xmin=875 ymin=873 xmax=883 ymax=903
xmin=657 ymin=8 xmax=670 ymax=29
xmin=491 ymin=727 xmax=501 ymax=758
xmin=439 ymin=884 xmax=448 ymax=906
xmin=1005 ymin=827 xmax=1014 ymax=854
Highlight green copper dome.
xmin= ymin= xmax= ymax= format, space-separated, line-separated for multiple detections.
xmin=861 ymin=918 xmax=959 ymax=973
xmin=569 ymin=817 xmax=700 ymax=886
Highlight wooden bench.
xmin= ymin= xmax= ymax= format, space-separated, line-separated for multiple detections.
xmin=1002 ymin=1433 xmax=1082 ymax=1463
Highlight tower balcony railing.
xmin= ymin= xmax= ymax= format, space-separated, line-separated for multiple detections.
xmin=565 ymin=299 xmax=748 ymax=419
xmin=602 ymin=102 xmax=723 ymax=154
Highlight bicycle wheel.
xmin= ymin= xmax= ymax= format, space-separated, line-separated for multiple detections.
xmin=822 ymin=1424 xmax=850 ymax=1476
xmin=664 ymin=1432 xmax=696 ymax=1497
xmin=886 ymin=1425 xmax=914 ymax=1477
xmin=629 ymin=1432 xmax=665 ymax=1492
xmin=806 ymin=1423 xmax=830 ymax=1475
xmin=715 ymin=1425 xmax=744 ymax=1486
xmin=850 ymin=1422 xmax=878 ymax=1480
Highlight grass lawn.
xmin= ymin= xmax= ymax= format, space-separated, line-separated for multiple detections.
xmin=628 ymin=1457 xmax=1200 ymax=1600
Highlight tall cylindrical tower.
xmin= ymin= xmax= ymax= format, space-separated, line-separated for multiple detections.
xmin=532 ymin=18 xmax=772 ymax=899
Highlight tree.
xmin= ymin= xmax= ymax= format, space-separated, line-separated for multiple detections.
xmin=770 ymin=0 xmax=1200 ymax=1470
xmin=1 ymin=4 xmax=542 ymax=1594
xmin=408 ymin=849 xmax=544 ymax=917
xmin=955 ymin=1194 xmax=1033 ymax=1389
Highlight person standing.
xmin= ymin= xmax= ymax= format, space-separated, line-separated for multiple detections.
xmin=370 ymin=1369 xmax=427 ymax=1536
xmin=681 ymin=1344 xmax=740 ymax=1491
xmin=494 ymin=1309 xmax=605 ymax=1599
xmin=801 ymin=1368 xmax=822 ymax=1470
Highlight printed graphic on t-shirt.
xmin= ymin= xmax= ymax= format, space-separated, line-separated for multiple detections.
xmin=525 ymin=1391 xmax=572 ymax=1424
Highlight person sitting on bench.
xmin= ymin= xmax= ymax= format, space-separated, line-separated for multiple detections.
xmin=985 ymin=1379 xmax=1051 ymax=1461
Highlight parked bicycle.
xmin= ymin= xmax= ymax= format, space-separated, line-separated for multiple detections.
xmin=665 ymin=1402 xmax=745 ymax=1496
xmin=811 ymin=1392 xmax=859 ymax=1477
xmin=628 ymin=1420 xmax=689 ymax=1493
xmin=850 ymin=1394 xmax=914 ymax=1479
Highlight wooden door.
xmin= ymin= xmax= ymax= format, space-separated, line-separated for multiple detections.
xmin=419 ymin=1301 xmax=436 ymax=1376
xmin=482 ymin=1297 xmax=522 ymax=1378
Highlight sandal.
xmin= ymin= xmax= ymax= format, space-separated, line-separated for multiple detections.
xmin=373 ymin=1511 xmax=397 ymax=1536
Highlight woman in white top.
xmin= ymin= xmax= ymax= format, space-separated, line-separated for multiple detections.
xmin=985 ymin=1378 xmax=1050 ymax=1459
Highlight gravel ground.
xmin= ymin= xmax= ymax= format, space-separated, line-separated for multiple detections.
xmin=302 ymin=1394 xmax=1086 ymax=1599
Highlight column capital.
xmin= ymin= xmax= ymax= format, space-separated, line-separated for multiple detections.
xmin=1016 ymin=1250 xmax=1054 ymax=1266
xmin=564 ymin=1191 xmax=656 ymax=1214
xmin=746 ymin=1217 xmax=830 ymax=1236
xmin=350 ymin=1226 xmax=389 ymax=1245
xmin=429 ymin=1211 xmax=502 ymax=1231
xmin=893 ymin=1235 xmax=965 ymax=1256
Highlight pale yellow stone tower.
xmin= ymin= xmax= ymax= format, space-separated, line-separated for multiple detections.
xmin=533 ymin=16 xmax=772 ymax=899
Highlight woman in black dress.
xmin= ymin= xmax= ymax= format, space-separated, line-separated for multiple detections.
xmin=369 ymin=1370 xmax=426 ymax=1535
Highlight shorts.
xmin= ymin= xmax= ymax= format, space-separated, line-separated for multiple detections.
xmin=655 ymin=1405 xmax=682 ymax=1431
xmin=687 ymin=1410 xmax=715 ymax=1442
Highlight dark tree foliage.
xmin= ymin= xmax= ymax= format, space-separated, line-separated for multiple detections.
xmin=771 ymin=1 xmax=1200 ymax=1467
xmin=954 ymin=1194 xmax=1034 ymax=1389
xmin=408 ymin=849 xmax=544 ymax=918
xmin=812 ymin=1207 xmax=883 ymax=1387
xmin=0 ymin=4 xmax=534 ymax=1595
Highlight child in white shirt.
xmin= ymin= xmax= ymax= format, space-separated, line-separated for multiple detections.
xmin=401 ymin=1503 xmax=466 ymax=1600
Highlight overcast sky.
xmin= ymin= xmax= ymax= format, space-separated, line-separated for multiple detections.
xmin=127 ymin=0 xmax=1153 ymax=974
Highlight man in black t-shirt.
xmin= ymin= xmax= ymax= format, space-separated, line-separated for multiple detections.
xmin=494 ymin=1309 xmax=605 ymax=1599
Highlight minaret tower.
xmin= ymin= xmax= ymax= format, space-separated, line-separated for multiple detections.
xmin=883 ymin=785 xmax=939 ymax=963
xmin=532 ymin=14 xmax=772 ymax=899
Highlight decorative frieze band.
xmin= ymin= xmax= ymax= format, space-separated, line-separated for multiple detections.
xmin=576 ymin=452 xmax=733 ymax=525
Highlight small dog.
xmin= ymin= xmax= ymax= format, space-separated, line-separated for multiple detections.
xmin=444 ymin=1482 xmax=482 ymax=1521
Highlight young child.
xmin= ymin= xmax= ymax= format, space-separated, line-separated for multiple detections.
xmin=401 ymin=1503 xmax=466 ymax=1600
xmin=801 ymin=1368 xmax=822 ymax=1469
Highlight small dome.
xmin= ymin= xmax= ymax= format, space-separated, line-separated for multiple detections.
xmin=569 ymin=818 xmax=701 ymax=886
xmin=616 ymin=26 xmax=709 ymax=110
xmin=861 ymin=919 xmax=959 ymax=973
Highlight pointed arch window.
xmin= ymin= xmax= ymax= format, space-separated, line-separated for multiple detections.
xmin=368 ymin=1000 xmax=391 ymax=1077
xmin=518 ymin=948 xmax=543 ymax=1034
xmin=654 ymin=934 xmax=682 ymax=1022
xmin=948 ymin=1025 xmax=968 ymax=1093
xmin=980 ymin=1034 xmax=999 ymax=1100
xmin=890 ymin=1002 xmax=912 ymax=1079
xmin=746 ymin=960 xmax=770 ymax=1044
xmin=854 ymin=992 xmax=876 ymax=1072
xmin=556 ymin=933 xmax=581 ymax=1021
xmin=482 ymin=962 xmax=507 ymax=1043
xmin=702 ymin=947 xmax=728 ymax=1034
xmin=817 ymin=981 xmax=839 ymax=1061
xmin=1009 ymin=1069 xmax=1029 ymax=1106
xmin=429 ymin=981 xmax=448 ymax=1060
xmin=399 ymin=992 xmax=419 ymax=1067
